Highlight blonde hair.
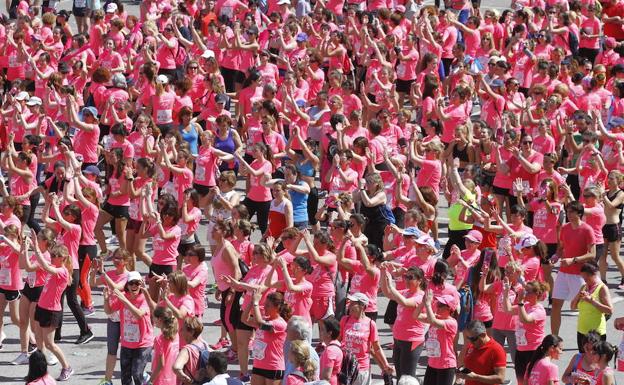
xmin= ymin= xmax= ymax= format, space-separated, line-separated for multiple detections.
xmin=290 ymin=340 xmax=317 ymax=381
xmin=153 ymin=306 xmax=178 ymax=340
xmin=50 ymin=245 xmax=73 ymax=286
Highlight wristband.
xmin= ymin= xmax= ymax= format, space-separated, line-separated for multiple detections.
xmin=518 ymin=302 xmax=525 ymax=307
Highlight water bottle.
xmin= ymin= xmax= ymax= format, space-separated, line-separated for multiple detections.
xmin=383 ymin=372 xmax=393 ymax=385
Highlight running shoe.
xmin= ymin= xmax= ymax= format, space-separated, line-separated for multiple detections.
xmin=57 ymin=367 xmax=74 ymax=381
xmin=11 ymin=352 xmax=30 ymax=365
xmin=240 ymin=374 xmax=251 ymax=383
xmin=75 ymin=330 xmax=94 ymax=345
xmin=47 ymin=353 xmax=58 ymax=366
xmin=97 ymin=379 xmax=113 ymax=385
xmin=28 ymin=342 xmax=37 ymax=354
xmin=210 ymin=337 xmax=230 ymax=350
xmin=226 ymin=349 xmax=238 ymax=363
xmin=83 ymin=306 xmax=96 ymax=317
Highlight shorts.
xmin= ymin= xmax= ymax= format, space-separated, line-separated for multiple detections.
xmin=552 ymin=272 xmax=585 ymax=301
xmin=310 ymin=295 xmax=334 ymax=321
xmin=602 ymin=223 xmax=621 ymax=243
xmin=492 ymin=185 xmax=512 ymax=197
xmin=252 ymin=367 xmax=284 ymax=380
xmin=148 ymin=263 xmax=175 ymax=278
xmin=107 ymin=319 xmax=121 ymax=356
xmin=514 ymin=349 xmax=536 ymax=380
xmin=102 ymin=202 xmax=130 ymax=220
xmin=230 ymin=291 xmax=254 ymax=331
xmin=193 ymin=183 xmax=213 ymax=196
xmin=127 ymin=218 xmax=143 ymax=232
xmin=0 ymin=287 xmax=20 ymax=301
xmin=72 ymin=6 xmax=90 ymax=17
xmin=35 ymin=306 xmax=63 ymax=328
xmin=21 ymin=285 xmax=43 ymax=302
xmin=395 ymin=78 xmax=414 ymax=93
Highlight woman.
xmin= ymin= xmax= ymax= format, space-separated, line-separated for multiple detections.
xmin=340 ymin=292 xmax=392 ymax=385
xmin=571 ymin=262 xmax=613 ymax=351
xmin=213 ymin=115 xmax=242 ymax=174
xmin=103 ymin=271 xmax=154 ymax=385
xmin=285 ymin=125 xmax=318 ymax=230
xmin=286 ymin=340 xmax=317 ymax=384
xmin=339 ymin=239 xmax=382 ymax=320
xmin=0 ymin=224 xmax=22 ymax=349
xmin=177 ymin=107 xmax=201 ymax=156
xmin=150 ymin=75 xmax=176 ymax=135
xmin=235 ymin=143 xmax=274 ymax=234
xmin=357 ymin=173 xmax=390 ymax=249
xmin=302 ymin=231 xmax=337 ymax=331
xmin=172 ymin=315 xmax=209 ymax=384
xmin=380 ymin=266 xmax=426 ymax=379
xmin=283 ymin=164 xmax=311 ymax=230
xmin=243 ymin=290 xmax=291 ymax=385
xmin=32 ymin=244 xmax=74 ymax=381
xmin=205 ymin=171 xmax=240 ymax=250
xmin=264 ymin=181 xmax=294 ymax=239
xmin=182 ymin=245 xmax=209 ymax=318
xmin=269 ymin=256 xmax=314 ymax=327
xmin=160 ymin=146 xmax=194 ymax=204
xmin=26 ymin=350 xmax=57 ymax=385
xmin=159 ymin=271 xmax=195 ymax=344
xmin=504 ymin=280 xmax=549 ymax=385
xmin=319 ymin=316 xmax=343 ymax=385
xmin=588 ymin=341 xmax=618 ymax=385
xmin=209 ymin=220 xmax=241 ymax=356
xmin=151 ymin=306 xmax=179 ymax=385
xmin=600 ymin=170 xmax=624 ymax=286
xmin=515 ymin=234 xmax=545 ymax=282
xmin=442 ymin=125 xmax=475 ymax=171
xmin=422 ymin=291 xmax=458 ymax=385
xmin=561 ymin=331 xmax=601 ymax=385
xmin=126 ymin=158 xmax=156 ymax=270
xmin=89 ymin=248 xmax=130 ymax=385
xmin=225 ymin=243 xmax=276 ymax=381
xmin=178 ymin=188 xmax=202 ymax=268
xmin=524 ymin=335 xmax=564 ymax=385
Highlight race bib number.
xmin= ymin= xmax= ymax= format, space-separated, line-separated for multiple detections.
xmin=195 ymin=165 xmax=206 ymax=181
xmin=425 ymin=337 xmax=441 ymax=358
xmin=129 ymin=201 xmax=139 ymax=219
xmin=251 ymin=339 xmax=267 ymax=360
xmin=515 ymin=327 xmax=527 ymax=347
xmin=156 ymin=109 xmax=172 ymax=124
xmin=0 ymin=268 xmax=11 ymax=286
xmin=27 ymin=271 xmax=37 ymax=288
xmin=109 ymin=311 xmax=121 ymax=323
xmin=396 ymin=63 xmax=406 ymax=78
xmin=123 ymin=322 xmax=140 ymax=343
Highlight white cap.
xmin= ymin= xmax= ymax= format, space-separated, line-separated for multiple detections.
xmin=156 ymin=74 xmax=170 ymax=84
xmin=277 ymin=0 xmax=290 ymax=4
xmin=126 ymin=271 xmax=142 ymax=283
xmin=515 ymin=233 xmax=539 ymax=251
xmin=15 ymin=91 xmax=29 ymax=101
xmin=201 ymin=49 xmax=215 ymax=59
xmin=106 ymin=3 xmax=118 ymax=13
xmin=26 ymin=96 xmax=42 ymax=106
xmin=346 ymin=292 xmax=369 ymax=306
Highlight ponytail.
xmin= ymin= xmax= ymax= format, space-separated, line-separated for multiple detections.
xmin=267 ymin=292 xmax=292 ymax=321
xmin=526 ymin=335 xmax=563 ymax=377
xmin=50 ymin=245 xmax=73 ymax=286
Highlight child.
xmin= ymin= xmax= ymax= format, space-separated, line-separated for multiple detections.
xmin=151 ymin=307 xmax=179 ymax=385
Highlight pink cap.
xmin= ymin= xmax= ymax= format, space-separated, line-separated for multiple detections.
xmin=464 ymin=229 xmax=483 ymax=244
xmin=606 ymin=37 xmax=617 ymax=49
xmin=436 ymin=294 xmax=459 ymax=311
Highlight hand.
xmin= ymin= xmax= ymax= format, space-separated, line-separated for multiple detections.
xmin=579 ymin=290 xmax=591 ymax=302
xmin=503 ymin=277 xmax=510 ymax=291
xmin=560 ymin=258 xmax=574 ymax=267
xmin=266 ymin=235 xmax=276 ymax=250
xmin=424 ymin=289 xmax=433 ymax=306
xmin=332 ymin=153 xmax=340 ymax=166
xmin=513 ymin=178 xmax=524 ymax=193
xmin=252 ymin=287 xmax=263 ymax=304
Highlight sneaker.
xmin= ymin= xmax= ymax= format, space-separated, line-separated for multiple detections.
xmin=27 ymin=342 xmax=37 ymax=354
xmin=75 ymin=330 xmax=94 ymax=345
xmin=11 ymin=352 xmax=30 ymax=365
xmin=83 ymin=306 xmax=96 ymax=317
xmin=57 ymin=367 xmax=74 ymax=381
xmin=226 ymin=349 xmax=238 ymax=363
xmin=47 ymin=353 xmax=58 ymax=366
xmin=210 ymin=337 xmax=230 ymax=350
xmin=239 ymin=374 xmax=251 ymax=383
xmin=105 ymin=235 xmax=118 ymax=245
xmin=98 ymin=379 xmax=113 ymax=385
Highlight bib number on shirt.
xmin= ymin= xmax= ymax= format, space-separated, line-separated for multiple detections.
xmin=195 ymin=165 xmax=206 ymax=181
xmin=27 ymin=271 xmax=37 ymax=288
xmin=156 ymin=110 xmax=172 ymax=124
xmin=0 ymin=268 xmax=11 ymax=286
xmin=251 ymin=339 xmax=267 ymax=360
xmin=123 ymin=322 xmax=140 ymax=343
xmin=515 ymin=327 xmax=527 ymax=347
xmin=425 ymin=337 xmax=441 ymax=358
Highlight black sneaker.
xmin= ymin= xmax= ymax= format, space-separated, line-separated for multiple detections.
xmin=75 ymin=330 xmax=94 ymax=345
xmin=27 ymin=342 xmax=37 ymax=354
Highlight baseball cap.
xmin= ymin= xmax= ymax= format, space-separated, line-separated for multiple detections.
xmin=81 ymin=106 xmax=98 ymax=118
xmin=277 ymin=0 xmax=290 ymax=4
xmin=415 ymin=234 xmax=437 ymax=251
xmin=215 ymin=93 xmax=227 ymax=104
xmin=156 ymin=75 xmax=170 ymax=84
xmin=346 ymin=292 xmax=369 ymax=306
xmin=296 ymin=32 xmax=308 ymax=42
xmin=111 ymin=73 xmax=127 ymax=89
xmin=162 ymin=5 xmax=173 ymax=13
xmin=515 ymin=233 xmax=539 ymax=251
xmin=83 ymin=165 xmax=100 ymax=176
xmin=126 ymin=271 xmax=142 ymax=283
xmin=395 ymin=4 xmax=406 ymax=12
xmin=464 ymin=229 xmax=483 ymax=244
xmin=26 ymin=97 xmax=42 ymax=106
xmin=606 ymin=37 xmax=617 ymax=49
xmin=201 ymin=49 xmax=216 ymax=59
xmin=402 ymin=227 xmax=422 ymax=238
xmin=106 ymin=3 xmax=118 ymax=13
xmin=436 ymin=294 xmax=459 ymax=312
xmin=490 ymin=79 xmax=505 ymax=88
xmin=15 ymin=91 xmax=29 ymax=101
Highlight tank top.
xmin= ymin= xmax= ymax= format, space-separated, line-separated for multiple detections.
xmin=569 ymin=353 xmax=599 ymax=385
xmin=214 ymin=129 xmax=238 ymax=170
xmin=577 ymin=282 xmax=607 ymax=335
xmin=607 ymin=189 xmax=624 ymax=210
xmin=210 ymin=242 xmax=234 ymax=291
xmin=211 ymin=190 xmax=235 ymax=222
xmin=298 ymin=160 xmax=315 ymax=177
xmin=289 ymin=182 xmax=308 ymax=223
xmin=267 ymin=199 xmax=287 ymax=237
xmin=452 ymin=142 xmax=470 ymax=163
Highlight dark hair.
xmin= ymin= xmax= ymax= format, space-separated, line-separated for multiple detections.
xmin=406 ymin=266 xmax=426 ymax=290
xmin=322 ymin=316 xmax=341 ymax=340
xmin=470 ymin=248 xmax=499 ymax=297
xmin=183 ymin=188 xmax=200 ymax=208
xmin=215 ymin=219 xmax=235 ymax=238
xmin=186 ymin=245 xmax=206 ymax=262
xmin=25 ymin=350 xmax=48 ymax=383
xmin=314 ymin=230 xmax=335 ymax=252
xmin=207 ymin=351 xmax=228 ymax=374
xmin=526 ymin=335 xmax=563 ymax=377
xmin=510 ymin=204 xmax=527 ymax=217
xmin=266 ymin=292 xmax=292 ymax=320
xmin=161 ymin=205 xmax=181 ymax=223
xmin=565 ymin=200 xmax=585 ymax=217
xmin=593 ymin=340 xmax=618 ymax=365
xmin=432 ymin=260 xmax=450 ymax=286
xmin=366 ymin=244 xmax=384 ymax=264
xmin=293 ymin=255 xmax=314 ymax=274
xmin=580 ymin=261 xmax=599 ymax=275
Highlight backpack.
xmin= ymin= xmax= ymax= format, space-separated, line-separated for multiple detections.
xmin=334 ymin=344 xmax=359 ymax=385
xmin=568 ymin=31 xmax=579 ymax=56
xmin=457 ymin=269 xmax=475 ymax=331
xmin=379 ymin=205 xmax=396 ymax=225
xmin=187 ymin=342 xmax=211 ymax=385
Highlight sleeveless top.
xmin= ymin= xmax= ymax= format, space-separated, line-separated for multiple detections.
xmin=179 ymin=124 xmax=199 ymax=155
xmin=289 ymin=182 xmax=308 ymax=224
xmin=297 ymin=160 xmax=316 ymax=178
xmin=607 ymin=189 xmax=624 ymax=210
xmin=267 ymin=199 xmax=288 ymax=237
xmin=210 ymin=242 xmax=234 ymax=291
xmin=452 ymin=142 xmax=470 ymax=163
xmin=214 ymin=129 xmax=238 ymax=170
xmin=211 ymin=190 xmax=236 ymax=222
xmin=577 ymin=282 xmax=607 ymax=335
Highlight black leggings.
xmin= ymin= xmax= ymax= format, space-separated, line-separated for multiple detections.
xmin=393 ymin=339 xmax=424 ymax=379
xmin=308 ymin=187 xmax=319 ymax=226
xmin=243 ymin=198 xmax=271 ymax=235
xmin=22 ymin=192 xmax=41 ymax=233
xmin=423 ymin=367 xmax=455 ymax=385
xmin=56 ymin=269 xmax=89 ymax=336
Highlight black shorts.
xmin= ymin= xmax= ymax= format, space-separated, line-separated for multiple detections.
xmin=127 ymin=218 xmax=143 ymax=232
xmin=514 ymin=349 xmax=536 ymax=380
xmin=35 ymin=306 xmax=63 ymax=328
xmin=602 ymin=224 xmax=621 ymax=243
xmin=102 ymin=202 xmax=130 ymax=220
xmin=0 ymin=287 xmax=20 ymax=301
xmin=231 ymin=291 xmax=254 ymax=331
xmin=193 ymin=183 xmax=213 ymax=196
xmin=492 ymin=185 xmax=511 ymax=197
xmin=148 ymin=263 xmax=175 ymax=278
xmin=72 ymin=6 xmax=90 ymax=17
xmin=395 ymin=78 xmax=415 ymax=93
xmin=252 ymin=367 xmax=284 ymax=380
xmin=22 ymin=285 xmax=43 ymax=302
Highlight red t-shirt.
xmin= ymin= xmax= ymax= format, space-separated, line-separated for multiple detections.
xmin=464 ymin=338 xmax=507 ymax=385
xmin=559 ymin=222 xmax=596 ymax=275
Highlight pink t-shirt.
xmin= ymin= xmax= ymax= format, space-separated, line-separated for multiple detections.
xmin=38 ymin=266 xmax=69 ymax=311
xmin=194 ymin=147 xmax=219 ymax=187
xmin=150 ymin=224 xmax=182 ymax=266
xmin=152 ymin=90 xmax=176 ymax=125
xmin=441 ymin=104 xmax=469 ymax=143
xmin=516 ymin=303 xmax=546 ymax=351
xmin=320 ymin=342 xmax=343 ymax=385
xmin=348 ymin=263 xmax=380 ymax=313
xmin=559 ymin=222 xmax=596 ymax=275
xmin=491 ymin=280 xmax=518 ymax=331
xmin=59 ymin=223 xmax=81 ymax=270
xmin=111 ymin=293 xmax=154 ymax=348
xmin=529 ymin=200 xmax=562 ymax=244
xmin=453 ymin=249 xmax=481 ymax=286
xmin=527 ymin=358 xmax=559 ymax=385
xmin=182 ymin=262 xmax=209 ymax=316
xmin=152 ymin=334 xmax=179 ymax=385
xmin=241 ymin=264 xmax=276 ymax=309
xmin=426 ymin=318 xmax=458 ymax=369
xmin=79 ymin=201 xmax=99 ymax=246
xmin=26 ymin=250 xmax=50 ymax=289
xmin=73 ymin=124 xmax=100 ymax=163
xmin=280 ymin=279 xmax=313 ymax=325
xmin=340 ymin=316 xmax=377 ymax=371
xmin=173 ymin=168 xmax=194 ymax=203
xmin=0 ymin=247 xmax=22 ymax=291
xmin=416 ymin=158 xmax=442 ymax=196
xmin=27 ymin=374 xmax=57 ymax=385
xmin=252 ymin=316 xmax=288 ymax=370
xmin=393 ymin=289 xmax=426 ymax=343
xmin=308 ymin=252 xmax=337 ymax=298
xmin=247 ymin=159 xmax=273 ymax=202
xmin=584 ymin=205 xmax=606 ymax=246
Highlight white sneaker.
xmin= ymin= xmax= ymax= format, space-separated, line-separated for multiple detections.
xmin=11 ymin=352 xmax=29 ymax=365
xmin=105 ymin=236 xmax=118 ymax=245
xmin=47 ymin=353 xmax=58 ymax=366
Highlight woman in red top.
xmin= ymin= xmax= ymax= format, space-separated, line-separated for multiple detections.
xmin=265 ymin=181 xmax=293 ymax=239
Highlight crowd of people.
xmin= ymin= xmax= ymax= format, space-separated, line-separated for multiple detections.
xmin=1 ymin=0 xmax=624 ymax=384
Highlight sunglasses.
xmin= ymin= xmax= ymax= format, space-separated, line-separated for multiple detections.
xmin=522 ymin=141 xmax=532 ymax=144
xmin=188 ymin=66 xmax=199 ymax=70
xmin=404 ymin=274 xmax=417 ymax=280
xmin=128 ymin=281 xmax=140 ymax=286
